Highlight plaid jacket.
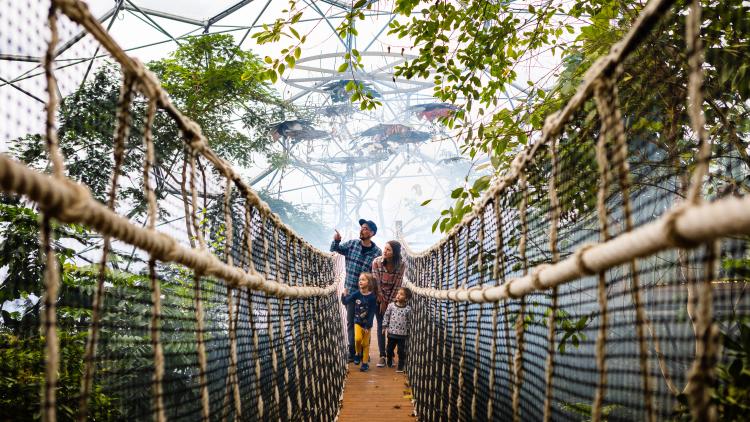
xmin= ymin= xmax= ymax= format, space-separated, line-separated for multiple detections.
xmin=330 ymin=239 xmax=382 ymax=293
xmin=371 ymin=256 xmax=406 ymax=304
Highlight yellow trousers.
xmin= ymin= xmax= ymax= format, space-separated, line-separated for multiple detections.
xmin=354 ymin=324 xmax=371 ymax=363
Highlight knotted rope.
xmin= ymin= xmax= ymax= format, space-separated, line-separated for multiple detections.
xmin=511 ymin=171 xmax=529 ymax=422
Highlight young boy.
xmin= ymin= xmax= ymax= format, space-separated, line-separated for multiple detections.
xmin=382 ymin=287 xmax=412 ymax=372
xmin=341 ymin=272 xmax=379 ymax=371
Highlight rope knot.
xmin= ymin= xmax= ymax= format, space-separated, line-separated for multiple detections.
xmin=48 ymin=179 xmax=91 ymax=223
xmin=663 ymin=204 xmax=699 ymax=248
xmin=573 ymin=244 xmax=597 ymax=275
xmin=151 ymin=232 xmax=179 ymax=262
xmin=188 ymin=135 xmax=207 ymax=153
xmin=530 ymin=264 xmax=551 ymax=290
xmin=502 ymin=280 xmax=519 ymax=300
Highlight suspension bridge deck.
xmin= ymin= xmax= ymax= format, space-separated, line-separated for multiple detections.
xmin=338 ymin=339 xmax=415 ymax=421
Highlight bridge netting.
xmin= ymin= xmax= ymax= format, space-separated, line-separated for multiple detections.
xmin=1 ymin=0 xmax=345 ymax=421
xmin=401 ymin=0 xmax=750 ymax=421
xmin=1 ymin=0 xmax=750 ymax=421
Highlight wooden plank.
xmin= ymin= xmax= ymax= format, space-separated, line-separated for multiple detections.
xmin=338 ymin=337 xmax=415 ymax=421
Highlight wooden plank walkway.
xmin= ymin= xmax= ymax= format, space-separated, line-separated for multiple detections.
xmin=338 ymin=336 xmax=415 ymax=421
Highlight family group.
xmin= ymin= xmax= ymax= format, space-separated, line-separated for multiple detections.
xmin=331 ymin=219 xmax=412 ymax=372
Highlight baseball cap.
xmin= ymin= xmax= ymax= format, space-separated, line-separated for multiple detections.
xmin=358 ymin=219 xmax=377 ymax=234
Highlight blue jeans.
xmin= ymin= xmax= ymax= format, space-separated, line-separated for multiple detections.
xmin=375 ymin=308 xmax=386 ymax=357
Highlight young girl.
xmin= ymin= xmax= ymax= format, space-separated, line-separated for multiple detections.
xmin=382 ymin=287 xmax=412 ymax=372
xmin=341 ymin=272 xmax=379 ymax=371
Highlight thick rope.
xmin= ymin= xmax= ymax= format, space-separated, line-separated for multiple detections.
xmin=264 ymin=217 xmax=281 ymax=419
xmin=188 ymin=151 xmax=210 ymax=421
xmin=77 ymin=72 xmax=134 ymax=422
xmin=456 ymin=227 xmax=470 ymax=416
xmin=591 ymin=86 xmax=614 ymax=422
xmin=446 ymin=235 xmax=460 ymax=420
xmin=141 ymin=97 xmax=167 ymax=422
xmin=402 ymin=191 xmax=750 ymax=302
xmin=222 ymin=178 xmax=242 ymax=421
xmin=0 ymin=154 xmax=339 ymax=297
xmin=486 ymin=301 xmax=500 ymax=420
xmin=288 ymin=240 xmax=303 ymax=412
xmin=543 ymin=139 xmax=561 ymax=422
xmin=470 ymin=216 xmax=486 ymax=420
xmin=276 ymin=230 xmax=292 ymax=419
xmin=41 ymin=6 xmax=63 ymax=421
xmin=594 ymin=75 xmax=654 ymax=422
xmin=684 ymin=1 xmax=720 ymax=419
xmin=511 ymin=171 xmax=529 ymax=422
xmin=437 ymin=244 xmax=450 ymax=418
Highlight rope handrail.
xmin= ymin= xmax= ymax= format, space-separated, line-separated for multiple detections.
xmin=0 ymin=154 xmax=337 ymax=297
xmin=403 ymin=195 xmax=750 ymax=303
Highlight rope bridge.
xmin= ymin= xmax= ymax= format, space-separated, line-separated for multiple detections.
xmin=0 ymin=0 xmax=749 ymax=421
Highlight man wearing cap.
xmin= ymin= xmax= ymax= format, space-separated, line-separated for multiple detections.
xmin=331 ymin=219 xmax=382 ymax=362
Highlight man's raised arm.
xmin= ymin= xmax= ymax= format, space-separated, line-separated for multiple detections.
xmin=330 ymin=229 xmax=349 ymax=255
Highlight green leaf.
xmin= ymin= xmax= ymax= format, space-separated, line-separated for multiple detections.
xmin=337 ymin=62 xmax=349 ymax=72
xmin=420 ymin=199 xmax=432 ymax=206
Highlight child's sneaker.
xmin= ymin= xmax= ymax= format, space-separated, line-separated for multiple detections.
xmin=396 ymin=365 xmax=405 ymax=373
xmin=353 ymin=354 xmax=361 ymax=365
xmin=360 ymin=363 xmax=369 ymax=372
xmin=386 ymin=357 xmax=393 ymax=368
xmin=377 ymin=356 xmax=386 ymax=367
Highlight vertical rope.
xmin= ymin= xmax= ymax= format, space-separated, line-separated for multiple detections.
xmin=262 ymin=218 xmax=281 ymax=420
xmin=248 ymin=284 xmax=264 ymax=417
xmin=189 ymin=151 xmax=210 ymax=421
xmin=446 ymin=235 xmax=460 ymax=420
xmin=594 ymin=75 xmax=655 ymax=422
xmin=431 ymin=251 xmax=441 ymax=420
xmin=543 ymin=139 xmax=561 ymax=422
xmin=456 ymin=226 xmax=470 ymax=417
xmin=471 ymin=214 xmax=486 ymax=420
xmin=277 ymin=232 xmax=292 ymax=420
xmin=140 ymin=98 xmax=167 ymax=422
xmin=41 ymin=5 xmax=63 ymax=420
xmin=486 ymin=302 xmax=500 ymax=421
xmin=298 ymin=242 xmax=313 ymax=418
xmin=437 ymin=243 xmax=450 ymax=419
xmin=181 ymin=156 xmax=195 ymax=248
xmin=511 ymin=170 xmax=529 ymax=422
xmin=685 ymin=1 xmax=720 ymax=419
xmin=487 ymin=196 xmax=505 ymax=420
xmin=592 ymin=88 xmax=613 ymax=422
xmin=77 ymin=73 xmax=134 ymax=421
xmin=288 ymin=240 xmax=303 ymax=413
xmin=222 ymin=178 xmax=242 ymax=421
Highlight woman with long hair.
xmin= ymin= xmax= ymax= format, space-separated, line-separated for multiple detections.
xmin=371 ymin=240 xmax=406 ymax=367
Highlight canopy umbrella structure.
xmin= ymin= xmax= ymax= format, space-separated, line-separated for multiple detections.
xmin=269 ymin=120 xmax=330 ymax=142
xmin=407 ymin=102 xmax=460 ymax=122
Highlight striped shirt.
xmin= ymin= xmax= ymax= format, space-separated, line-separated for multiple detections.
xmin=330 ymin=239 xmax=382 ymax=293
xmin=371 ymin=256 xmax=406 ymax=304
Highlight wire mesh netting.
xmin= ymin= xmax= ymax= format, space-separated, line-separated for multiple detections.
xmin=403 ymin=1 xmax=750 ymax=421
xmin=0 ymin=0 xmax=346 ymax=421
